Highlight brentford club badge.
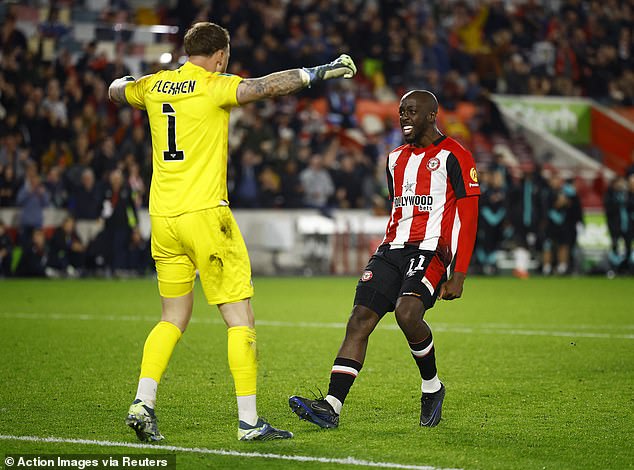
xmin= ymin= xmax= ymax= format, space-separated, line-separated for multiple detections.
xmin=361 ymin=270 xmax=373 ymax=282
xmin=426 ymin=157 xmax=440 ymax=171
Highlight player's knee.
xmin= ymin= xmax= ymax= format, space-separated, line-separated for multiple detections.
xmin=161 ymin=292 xmax=194 ymax=333
xmin=394 ymin=296 xmax=425 ymax=331
xmin=345 ymin=305 xmax=379 ymax=338
xmin=161 ymin=316 xmax=188 ymax=333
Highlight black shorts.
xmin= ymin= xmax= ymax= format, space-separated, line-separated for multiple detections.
xmin=545 ymin=223 xmax=574 ymax=247
xmin=354 ymin=245 xmax=448 ymax=318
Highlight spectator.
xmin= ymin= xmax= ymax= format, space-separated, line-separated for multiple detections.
xmin=67 ymin=132 xmax=95 ymax=188
xmin=258 ymin=166 xmax=283 ymax=208
xmin=119 ymin=126 xmax=151 ymax=180
xmin=44 ymin=165 xmax=68 ymax=208
xmin=333 ymin=154 xmax=365 ymax=208
xmin=41 ymin=141 xmax=73 ymax=174
xmin=299 ymin=154 xmax=335 ymax=212
xmin=0 ymin=220 xmax=13 ymax=277
xmin=505 ymin=53 xmax=531 ymax=94
xmin=16 ymin=228 xmax=48 ymax=277
xmin=604 ymin=175 xmax=630 ymax=271
xmin=563 ymin=178 xmax=584 ymax=272
xmin=422 ymin=26 xmax=450 ymax=76
xmin=0 ymin=13 xmax=27 ymax=54
xmin=41 ymin=79 xmax=68 ymax=128
xmin=0 ymin=165 xmax=19 ymax=207
xmin=326 ymin=81 xmax=357 ymax=129
xmin=0 ymin=133 xmax=20 ymax=173
xmin=233 ymin=149 xmax=262 ymax=208
xmin=64 ymin=74 xmax=85 ymax=117
xmin=452 ymin=3 xmax=490 ymax=56
xmin=112 ymin=108 xmax=135 ymax=147
xmin=16 ymin=169 xmax=50 ymax=245
xmin=93 ymin=137 xmax=119 ymax=181
xmin=241 ymin=115 xmax=275 ymax=155
xmin=75 ymin=40 xmax=98 ymax=74
xmin=626 ymin=174 xmax=634 ymax=271
xmin=279 ymin=159 xmax=303 ymax=208
xmin=477 ymin=170 xmax=508 ymax=275
xmin=39 ymin=6 xmax=71 ymax=40
xmin=270 ymin=127 xmax=298 ymax=169
xmin=127 ymin=227 xmax=150 ymax=276
xmin=70 ymin=168 xmax=103 ymax=221
xmin=509 ymin=165 xmax=547 ymax=278
xmin=20 ymin=101 xmax=49 ymax=160
xmin=126 ymin=160 xmax=146 ymax=209
xmin=100 ymin=168 xmax=137 ymax=274
xmin=47 ymin=216 xmax=85 ymax=277
xmin=488 ymin=149 xmax=513 ymax=189
xmin=542 ymin=175 xmax=577 ymax=275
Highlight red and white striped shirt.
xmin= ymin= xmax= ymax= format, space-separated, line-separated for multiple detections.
xmin=381 ymin=135 xmax=480 ymax=258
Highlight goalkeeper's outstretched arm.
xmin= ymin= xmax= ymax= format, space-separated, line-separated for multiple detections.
xmin=236 ymin=54 xmax=356 ymax=105
xmin=108 ymin=76 xmax=135 ymax=105
xmin=108 ymin=55 xmax=357 ymax=106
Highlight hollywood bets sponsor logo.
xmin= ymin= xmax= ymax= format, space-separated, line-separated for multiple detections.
xmin=361 ymin=270 xmax=373 ymax=282
xmin=426 ymin=157 xmax=440 ymax=171
xmin=393 ymin=194 xmax=434 ymax=211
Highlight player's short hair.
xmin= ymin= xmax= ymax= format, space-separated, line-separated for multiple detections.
xmin=184 ymin=22 xmax=230 ymax=57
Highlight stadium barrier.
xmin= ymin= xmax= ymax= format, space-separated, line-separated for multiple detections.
xmin=0 ymin=208 xmax=389 ymax=276
xmin=0 ymin=207 xmax=611 ymax=276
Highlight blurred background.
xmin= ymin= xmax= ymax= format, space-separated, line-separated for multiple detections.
xmin=0 ymin=0 xmax=632 ymax=279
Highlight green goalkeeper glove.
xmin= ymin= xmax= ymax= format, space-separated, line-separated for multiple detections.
xmin=302 ymin=54 xmax=357 ymax=85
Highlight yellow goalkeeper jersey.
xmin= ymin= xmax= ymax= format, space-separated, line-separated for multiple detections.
xmin=125 ymin=61 xmax=242 ymax=216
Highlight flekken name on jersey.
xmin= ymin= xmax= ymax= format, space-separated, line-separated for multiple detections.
xmin=150 ymin=79 xmax=197 ymax=95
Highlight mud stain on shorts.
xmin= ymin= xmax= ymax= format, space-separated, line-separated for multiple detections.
xmin=219 ymin=217 xmax=233 ymax=239
xmin=209 ymin=254 xmax=224 ymax=269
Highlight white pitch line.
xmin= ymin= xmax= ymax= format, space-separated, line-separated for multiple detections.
xmin=0 ymin=435 xmax=461 ymax=470
xmin=1 ymin=312 xmax=634 ymax=339
xmin=454 ymin=322 xmax=634 ymax=330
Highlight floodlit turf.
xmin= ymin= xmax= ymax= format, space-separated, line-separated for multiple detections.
xmin=0 ymin=276 xmax=633 ymax=470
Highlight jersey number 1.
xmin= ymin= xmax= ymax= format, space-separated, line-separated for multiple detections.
xmin=162 ymin=103 xmax=184 ymax=161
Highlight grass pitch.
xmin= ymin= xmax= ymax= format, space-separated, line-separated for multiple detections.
xmin=0 ymin=276 xmax=632 ymax=470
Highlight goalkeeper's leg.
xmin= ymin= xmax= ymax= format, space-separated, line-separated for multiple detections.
xmin=219 ymin=300 xmax=258 ymax=425
xmin=220 ymin=299 xmax=293 ymax=440
xmin=127 ymin=291 xmax=192 ymax=441
xmin=136 ymin=293 xmax=192 ymax=405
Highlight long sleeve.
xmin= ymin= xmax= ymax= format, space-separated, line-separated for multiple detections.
xmin=454 ymin=195 xmax=479 ymax=273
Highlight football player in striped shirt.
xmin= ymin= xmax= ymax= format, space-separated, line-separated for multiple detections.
xmin=290 ymin=90 xmax=479 ymax=428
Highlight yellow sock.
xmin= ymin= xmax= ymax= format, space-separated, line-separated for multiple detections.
xmin=227 ymin=326 xmax=257 ymax=396
xmin=140 ymin=321 xmax=182 ymax=383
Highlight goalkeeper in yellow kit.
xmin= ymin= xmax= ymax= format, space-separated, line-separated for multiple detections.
xmin=108 ymin=22 xmax=356 ymax=441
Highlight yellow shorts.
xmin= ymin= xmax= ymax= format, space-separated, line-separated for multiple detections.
xmin=151 ymin=206 xmax=254 ymax=304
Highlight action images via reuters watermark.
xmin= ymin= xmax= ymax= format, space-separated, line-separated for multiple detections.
xmin=3 ymin=455 xmax=175 ymax=470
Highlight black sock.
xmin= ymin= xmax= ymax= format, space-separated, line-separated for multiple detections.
xmin=409 ymin=332 xmax=437 ymax=380
xmin=326 ymin=357 xmax=362 ymax=408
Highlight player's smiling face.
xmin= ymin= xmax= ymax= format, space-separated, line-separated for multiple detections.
xmin=399 ymin=97 xmax=427 ymax=145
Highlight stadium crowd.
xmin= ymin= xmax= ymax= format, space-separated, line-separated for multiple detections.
xmin=1 ymin=0 xmax=633 ymax=277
